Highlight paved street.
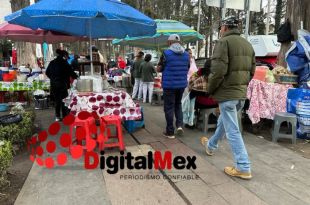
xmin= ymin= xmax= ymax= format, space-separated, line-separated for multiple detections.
xmin=14 ymin=104 xmax=310 ymax=205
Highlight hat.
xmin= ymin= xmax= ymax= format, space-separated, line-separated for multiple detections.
xmin=219 ymin=16 xmax=239 ymax=29
xmin=136 ymin=51 xmax=144 ymax=57
xmin=168 ymin=34 xmax=181 ymax=42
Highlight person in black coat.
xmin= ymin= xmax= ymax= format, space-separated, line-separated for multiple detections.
xmin=46 ymin=49 xmax=78 ymax=121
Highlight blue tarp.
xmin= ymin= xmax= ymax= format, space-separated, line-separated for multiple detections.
xmin=286 ymin=30 xmax=310 ymax=88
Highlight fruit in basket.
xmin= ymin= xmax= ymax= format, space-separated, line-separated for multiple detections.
xmin=272 ymin=65 xmax=298 ymax=84
xmin=272 ymin=65 xmax=292 ymax=75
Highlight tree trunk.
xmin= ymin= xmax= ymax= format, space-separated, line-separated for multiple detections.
xmin=277 ymin=0 xmax=310 ymax=67
xmin=10 ymin=0 xmax=37 ymax=68
xmin=275 ymin=0 xmax=283 ymax=32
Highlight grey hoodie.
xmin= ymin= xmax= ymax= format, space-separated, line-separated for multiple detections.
xmin=169 ymin=43 xmax=185 ymax=54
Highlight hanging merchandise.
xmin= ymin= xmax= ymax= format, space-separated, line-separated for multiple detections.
xmin=12 ymin=49 xmax=17 ymax=66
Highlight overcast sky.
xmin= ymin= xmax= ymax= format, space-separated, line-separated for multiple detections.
xmin=0 ymin=0 xmax=11 ymax=23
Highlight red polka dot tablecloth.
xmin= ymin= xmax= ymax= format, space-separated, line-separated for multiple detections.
xmin=67 ymin=90 xmax=142 ymax=120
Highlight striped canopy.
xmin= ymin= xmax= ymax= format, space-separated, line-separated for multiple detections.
xmin=112 ymin=19 xmax=204 ymax=49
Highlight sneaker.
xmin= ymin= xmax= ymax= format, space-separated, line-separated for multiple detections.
xmin=224 ymin=166 xmax=252 ymax=180
xmin=176 ymin=127 xmax=184 ymax=136
xmin=200 ymin=137 xmax=213 ymax=156
xmin=163 ymin=132 xmax=175 ymax=139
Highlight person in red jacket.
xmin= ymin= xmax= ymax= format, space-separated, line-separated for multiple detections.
xmin=117 ymin=56 xmax=126 ymax=69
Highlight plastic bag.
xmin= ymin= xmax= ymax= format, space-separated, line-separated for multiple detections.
xmin=34 ymin=89 xmax=46 ymax=96
xmin=265 ymin=70 xmax=275 ymax=83
xmin=10 ymin=103 xmax=25 ymax=115
xmin=287 ymin=88 xmax=310 ymax=139
xmin=0 ymin=114 xmax=23 ymax=125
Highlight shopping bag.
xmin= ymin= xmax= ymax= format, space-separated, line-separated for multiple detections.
xmin=287 ymin=88 xmax=310 ymax=139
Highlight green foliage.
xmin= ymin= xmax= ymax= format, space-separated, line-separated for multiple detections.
xmin=0 ymin=140 xmax=13 ymax=187
xmin=0 ymin=111 xmax=35 ymax=147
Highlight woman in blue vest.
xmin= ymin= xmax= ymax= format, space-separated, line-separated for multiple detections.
xmin=157 ymin=34 xmax=190 ymax=139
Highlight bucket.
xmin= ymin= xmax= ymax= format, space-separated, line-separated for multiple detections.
xmin=77 ymin=79 xmax=93 ymax=92
xmin=2 ymin=73 xmax=15 ymax=82
xmin=17 ymin=75 xmax=27 ymax=82
xmin=34 ymin=97 xmax=49 ymax=110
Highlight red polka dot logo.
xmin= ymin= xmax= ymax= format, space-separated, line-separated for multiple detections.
xmin=27 ymin=111 xmax=197 ymax=172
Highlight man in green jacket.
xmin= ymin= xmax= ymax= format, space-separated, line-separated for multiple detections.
xmin=201 ymin=16 xmax=256 ymax=180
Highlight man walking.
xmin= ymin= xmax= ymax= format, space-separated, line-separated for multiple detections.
xmin=158 ymin=34 xmax=190 ymax=139
xmin=200 ymin=16 xmax=256 ymax=179
xmin=131 ymin=51 xmax=144 ymax=100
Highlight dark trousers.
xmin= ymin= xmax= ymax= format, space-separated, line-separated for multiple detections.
xmin=54 ymin=94 xmax=68 ymax=118
xmin=163 ymin=88 xmax=184 ymax=135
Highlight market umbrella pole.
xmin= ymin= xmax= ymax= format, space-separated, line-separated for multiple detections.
xmin=89 ymin=20 xmax=94 ymax=75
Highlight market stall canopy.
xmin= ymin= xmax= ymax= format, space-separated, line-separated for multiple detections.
xmin=4 ymin=0 xmax=156 ymax=39
xmin=112 ymin=19 xmax=204 ymax=49
xmin=5 ymin=0 xmax=156 ymax=75
xmin=0 ymin=22 xmax=86 ymax=43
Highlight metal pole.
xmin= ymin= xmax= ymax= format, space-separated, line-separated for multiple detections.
xmin=245 ymin=0 xmax=251 ymax=39
xmin=221 ymin=0 xmax=226 ymax=19
xmin=195 ymin=0 xmax=201 ymax=58
xmin=266 ymin=0 xmax=271 ymax=35
xmin=89 ymin=20 xmax=93 ymax=75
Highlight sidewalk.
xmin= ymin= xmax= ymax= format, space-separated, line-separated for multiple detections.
xmin=13 ymin=105 xmax=310 ymax=205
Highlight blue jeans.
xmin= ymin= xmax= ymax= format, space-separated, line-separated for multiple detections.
xmin=207 ymin=100 xmax=251 ymax=172
xmin=163 ymin=89 xmax=184 ymax=135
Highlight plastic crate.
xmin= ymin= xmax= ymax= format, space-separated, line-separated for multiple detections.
xmin=123 ymin=107 xmax=145 ymax=133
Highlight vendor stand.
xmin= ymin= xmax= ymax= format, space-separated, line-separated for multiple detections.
xmin=0 ymin=70 xmax=50 ymax=104
xmin=65 ymin=89 xmax=142 ymax=121
xmin=247 ymin=79 xmax=293 ymax=124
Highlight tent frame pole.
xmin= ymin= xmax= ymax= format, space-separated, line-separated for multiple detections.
xmin=89 ymin=20 xmax=93 ymax=75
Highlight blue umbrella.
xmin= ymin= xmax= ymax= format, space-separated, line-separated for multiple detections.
xmin=5 ymin=0 xmax=156 ymax=74
xmin=5 ymin=0 xmax=156 ymax=38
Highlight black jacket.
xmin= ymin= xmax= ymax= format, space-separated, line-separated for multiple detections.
xmin=46 ymin=56 xmax=78 ymax=99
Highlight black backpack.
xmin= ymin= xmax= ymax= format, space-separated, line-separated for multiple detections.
xmin=277 ymin=19 xmax=294 ymax=43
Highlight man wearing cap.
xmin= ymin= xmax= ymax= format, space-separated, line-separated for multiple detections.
xmin=157 ymin=34 xmax=190 ymax=139
xmin=200 ymin=16 xmax=256 ymax=179
xmin=131 ymin=51 xmax=144 ymax=100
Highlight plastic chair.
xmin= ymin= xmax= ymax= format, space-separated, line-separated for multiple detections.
xmin=99 ymin=115 xmax=125 ymax=151
xmin=202 ymin=108 xmax=217 ymax=134
xmin=69 ymin=117 xmax=96 ymax=148
xmin=272 ymin=112 xmax=297 ymax=144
